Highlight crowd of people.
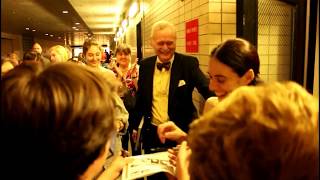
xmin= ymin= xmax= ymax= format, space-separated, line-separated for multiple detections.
xmin=1 ymin=20 xmax=318 ymax=180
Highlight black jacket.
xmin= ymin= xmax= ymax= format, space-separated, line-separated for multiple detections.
xmin=132 ymin=52 xmax=215 ymax=132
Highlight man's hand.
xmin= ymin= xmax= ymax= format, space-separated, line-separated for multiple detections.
xmin=157 ymin=121 xmax=187 ymax=144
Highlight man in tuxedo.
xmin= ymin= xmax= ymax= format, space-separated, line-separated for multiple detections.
xmin=132 ymin=20 xmax=214 ymax=155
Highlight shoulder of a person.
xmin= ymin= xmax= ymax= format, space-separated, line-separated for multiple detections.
xmin=140 ymin=56 xmax=156 ymax=66
xmin=206 ymin=97 xmax=219 ymax=104
xmin=100 ymin=66 xmax=115 ymax=74
xmin=1 ymin=61 xmax=14 ymax=69
xmin=130 ymin=64 xmax=140 ymax=71
xmin=175 ymin=52 xmax=197 ymax=60
xmin=142 ymin=55 xmax=156 ymax=61
xmin=175 ymin=53 xmax=198 ymax=66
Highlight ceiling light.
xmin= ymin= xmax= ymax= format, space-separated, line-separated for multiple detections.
xmin=72 ymin=26 xmax=77 ymax=29
xmin=45 ymin=33 xmax=49 ymax=36
xmin=129 ymin=2 xmax=139 ymax=18
xmin=62 ymin=10 xmax=69 ymax=14
xmin=58 ymin=37 xmax=61 ymax=39
xmin=50 ymin=35 xmax=54 ymax=37
xmin=75 ymin=29 xmax=79 ymax=31
xmin=25 ymin=28 xmax=30 ymax=30
xmin=75 ymin=22 xmax=80 ymax=25
xmin=32 ymin=29 xmax=36 ymax=32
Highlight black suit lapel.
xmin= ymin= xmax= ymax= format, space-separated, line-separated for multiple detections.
xmin=168 ymin=53 xmax=182 ymax=109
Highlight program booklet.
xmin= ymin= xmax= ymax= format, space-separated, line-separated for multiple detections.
xmin=121 ymin=151 xmax=176 ymax=180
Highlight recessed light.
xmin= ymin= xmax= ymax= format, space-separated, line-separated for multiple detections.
xmin=75 ymin=28 xmax=79 ymax=31
xmin=45 ymin=33 xmax=49 ymax=36
xmin=62 ymin=10 xmax=69 ymax=14
xmin=32 ymin=29 xmax=36 ymax=32
xmin=75 ymin=22 xmax=80 ymax=25
xmin=50 ymin=35 xmax=54 ymax=37
xmin=72 ymin=26 xmax=77 ymax=29
xmin=25 ymin=28 xmax=30 ymax=30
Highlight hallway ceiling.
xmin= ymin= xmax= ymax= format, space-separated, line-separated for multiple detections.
xmin=1 ymin=0 xmax=131 ymax=43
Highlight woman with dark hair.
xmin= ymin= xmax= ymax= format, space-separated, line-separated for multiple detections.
xmin=203 ymin=38 xmax=262 ymax=113
xmin=109 ymin=44 xmax=140 ymax=153
xmin=209 ymin=38 xmax=260 ymax=99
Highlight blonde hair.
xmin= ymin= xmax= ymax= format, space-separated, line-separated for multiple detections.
xmin=188 ymin=81 xmax=318 ymax=180
xmin=49 ymin=45 xmax=69 ymax=62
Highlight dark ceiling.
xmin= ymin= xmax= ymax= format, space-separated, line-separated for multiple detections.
xmin=1 ymin=0 xmax=92 ymax=43
xmin=1 ymin=0 xmax=131 ymax=44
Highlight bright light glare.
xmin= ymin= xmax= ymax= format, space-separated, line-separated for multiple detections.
xmin=129 ymin=2 xmax=138 ymax=18
xmin=122 ymin=19 xmax=128 ymax=28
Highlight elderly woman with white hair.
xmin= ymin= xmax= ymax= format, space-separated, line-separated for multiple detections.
xmin=49 ymin=45 xmax=69 ymax=63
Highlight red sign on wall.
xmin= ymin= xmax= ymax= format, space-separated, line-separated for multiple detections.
xmin=186 ymin=19 xmax=198 ymax=53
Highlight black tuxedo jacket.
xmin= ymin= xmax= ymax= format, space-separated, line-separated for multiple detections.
xmin=132 ymin=52 xmax=214 ymax=132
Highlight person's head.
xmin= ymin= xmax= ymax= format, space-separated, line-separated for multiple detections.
xmin=32 ymin=42 xmax=43 ymax=54
xmin=49 ymin=45 xmax=69 ymax=63
xmin=9 ymin=52 xmax=20 ymax=66
xmin=115 ymin=44 xmax=131 ymax=68
xmin=23 ymin=51 xmax=41 ymax=62
xmin=1 ymin=63 xmax=116 ymax=179
xmin=150 ymin=20 xmax=176 ymax=63
xmin=83 ymin=38 xmax=103 ymax=68
xmin=188 ymin=81 xmax=318 ymax=180
xmin=208 ymin=38 xmax=260 ymax=100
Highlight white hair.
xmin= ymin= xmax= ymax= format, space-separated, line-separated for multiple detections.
xmin=150 ymin=20 xmax=176 ymax=39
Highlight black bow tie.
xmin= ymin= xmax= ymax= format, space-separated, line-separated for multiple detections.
xmin=156 ymin=62 xmax=171 ymax=71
